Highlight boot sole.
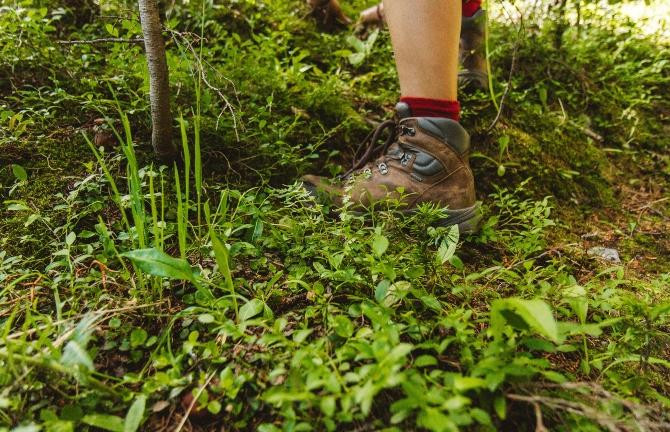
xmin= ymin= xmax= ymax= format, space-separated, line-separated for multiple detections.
xmin=301 ymin=185 xmax=483 ymax=233
xmin=349 ymin=202 xmax=483 ymax=234
xmin=400 ymin=201 xmax=482 ymax=234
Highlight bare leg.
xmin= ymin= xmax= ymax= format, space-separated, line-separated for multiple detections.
xmin=303 ymin=0 xmax=480 ymax=232
xmin=383 ymin=0 xmax=461 ymax=100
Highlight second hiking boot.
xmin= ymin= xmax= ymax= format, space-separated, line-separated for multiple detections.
xmin=459 ymin=9 xmax=489 ymax=91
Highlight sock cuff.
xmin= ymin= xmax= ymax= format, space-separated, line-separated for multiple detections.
xmin=400 ymin=97 xmax=461 ymax=122
xmin=462 ymin=0 xmax=482 ymax=17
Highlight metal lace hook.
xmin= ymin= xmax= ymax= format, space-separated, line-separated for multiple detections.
xmin=341 ymin=120 xmax=396 ymax=178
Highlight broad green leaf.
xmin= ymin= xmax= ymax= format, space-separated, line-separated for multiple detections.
xmin=387 ymin=343 xmax=413 ymax=362
xmin=130 ymin=328 xmax=148 ymax=348
xmin=121 ymin=248 xmax=195 ymax=281
xmin=320 ymin=396 xmax=336 ymax=417
xmin=418 ymin=407 xmax=457 ymax=432
xmin=448 ymin=255 xmax=464 ymax=270
xmin=70 ymin=313 xmax=97 ymax=346
xmin=66 ymin=231 xmax=76 ymax=246
xmin=12 ymin=164 xmax=27 ymax=181
xmin=563 ymin=284 xmax=588 ymax=323
xmin=491 ymin=298 xmax=559 ymax=342
xmin=207 ymin=400 xmax=222 ymax=414
xmin=24 ymin=213 xmax=40 ymax=227
xmin=210 ymin=229 xmax=234 ymax=293
xmin=123 ymin=395 xmax=146 ymax=432
xmin=420 ymin=295 xmax=442 ymax=312
xmin=541 ymin=370 xmax=567 ymax=383
xmin=347 ymin=52 xmax=365 ymax=66
xmin=239 ymin=298 xmax=264 ymax=321
xmin=568 ymin=297 xmax=588 ymax=324
xmin=452 ymin=375 xmax=486 ymax=392
xmin=355 ymin=381 xmax=375 ymax=416
xmin=442 ymin=395 xmax=471 ymax=411
xmin=82 ymin=414 xmax=124 ymax=432
xmin=436 ymin=225 xmax=459 ymax=265
xmin=494 ymin=395 xmax=507 ymax=420
xmin=365 ymin=29 xmax=379 ymax=50
xmin=292 ymin=328 xmax=313 ymax=343
xmin=60 ymin=340 xmax=94 ymax=371
xmin=374 ymin=279 xmax=390 ymax=303
xmin=331 ymin=315 xmax=354 ymax=338
xmin=105 ymin=23 xmax=119 ymax=37
xmin=345 ymin=34 xmax=365 ymax=52
xmin=198 ymin=313 xmax=215 ymax=324
xmin=471 ymin=408 xmax=492 ymax=426
xmin=7 ymin=202 xmax=31 ymax=211
xmin=372 ymin=234 xmax=389 ymax=257
xmin=414 ymin=355 xmax=437 ymax=367
xmin=251 ymin=219 xmax=264 ymax=241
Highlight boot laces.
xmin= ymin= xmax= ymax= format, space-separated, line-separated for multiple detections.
xmin=341 ymin=119 xmax=398 ymax=179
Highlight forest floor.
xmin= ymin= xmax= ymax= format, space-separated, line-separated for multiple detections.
xmin=1 ymin=1 xmax=669 ymax=431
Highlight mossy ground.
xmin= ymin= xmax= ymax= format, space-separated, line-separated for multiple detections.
xmin=1 ymin=1 xmax=669 ymax=431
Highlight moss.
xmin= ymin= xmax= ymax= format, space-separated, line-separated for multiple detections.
xmin=0 ymin=130 xmax=92 ymax=260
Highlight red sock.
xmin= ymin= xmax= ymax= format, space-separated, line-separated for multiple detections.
xmin=400 ymin=97 xmax=460 ymax=122
xmin=462 ymin=0 xmax=482 ymax=17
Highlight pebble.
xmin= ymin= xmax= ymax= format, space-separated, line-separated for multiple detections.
xmin=587 ymin=246 xmax=621 ymax=263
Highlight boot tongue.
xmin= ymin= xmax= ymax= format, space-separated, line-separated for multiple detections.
xmin=395 ymin=101 xmax=413 ymax=119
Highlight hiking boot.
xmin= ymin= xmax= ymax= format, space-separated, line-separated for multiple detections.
xmin=459 ymin=9 xmax=488 ymax=91
xmin=308 ymin=0 xmax=351 ymax=29
xmin=301 ymin=102 xmax=481 ymax=233
xmin=358 ymin=3 xmax=384 ymax=27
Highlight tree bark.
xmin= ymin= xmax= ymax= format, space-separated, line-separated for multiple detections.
xmin=138 ymin=0 xmax=176 ymax=160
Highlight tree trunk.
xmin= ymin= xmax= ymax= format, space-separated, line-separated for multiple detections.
xmin=138 ymin=0 xmax=176 ymax=160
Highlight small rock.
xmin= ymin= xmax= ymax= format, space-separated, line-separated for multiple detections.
xmin=587 ymin=246 xmax=621 ymax=263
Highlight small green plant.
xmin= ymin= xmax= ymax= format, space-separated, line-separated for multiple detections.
xmin=1 ymin=1 xmax=669 ymax=431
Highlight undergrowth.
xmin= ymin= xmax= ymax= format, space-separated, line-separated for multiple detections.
xmin=1 ymin=0 xmax=669 ymax=431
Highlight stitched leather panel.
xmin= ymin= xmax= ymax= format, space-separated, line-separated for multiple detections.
xmin=417 ymin=118 xmax=470 ymax=155
xmin=413 ymin=150 xmax=444 ymax=177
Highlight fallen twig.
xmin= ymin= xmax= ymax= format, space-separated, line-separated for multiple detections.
xmin=487 ymin=6 xmax=524 ymax=132
xmin=508 ymin=381 xmax=670 ymax=432
xmin=57 ymin=37 xmax=144 ymax=45
xmin=568 ymin=120 xmax=604 ymax=142
xmin=173 ymin=371 xmax=216 ymax=432
xmin=167 ymin=29 xmax=240 ymax=140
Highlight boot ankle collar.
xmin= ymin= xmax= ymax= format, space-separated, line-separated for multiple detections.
xmin=399 ymin=117 xmax=471 ymax=156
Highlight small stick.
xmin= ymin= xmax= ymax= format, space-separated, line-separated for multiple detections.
xmin=487 ymin=7 xmax=524 ymax=132
xmin=173 ymin=371 xmax=216 ymax=432
xmin=57 ymin=37 xmax=144 ymax=45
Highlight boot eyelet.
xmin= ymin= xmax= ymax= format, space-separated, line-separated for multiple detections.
xmin=363 ymin=168 xmax=372 ymax=179
xmin=400 ymin=153 xmax=412 ymax=166
xmin=400 ymin=126 xmax=416 ymax=136
xmin=378 ymin=162 xmax=388 ymax=175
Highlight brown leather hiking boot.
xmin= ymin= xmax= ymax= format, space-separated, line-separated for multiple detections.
xmin=302 ymin=102 xmax=481 ymax=233
xmin=459 ymin=9 xmax=488 ymax=91
xmin=308 ymin=0 xmax=351 ymax=29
